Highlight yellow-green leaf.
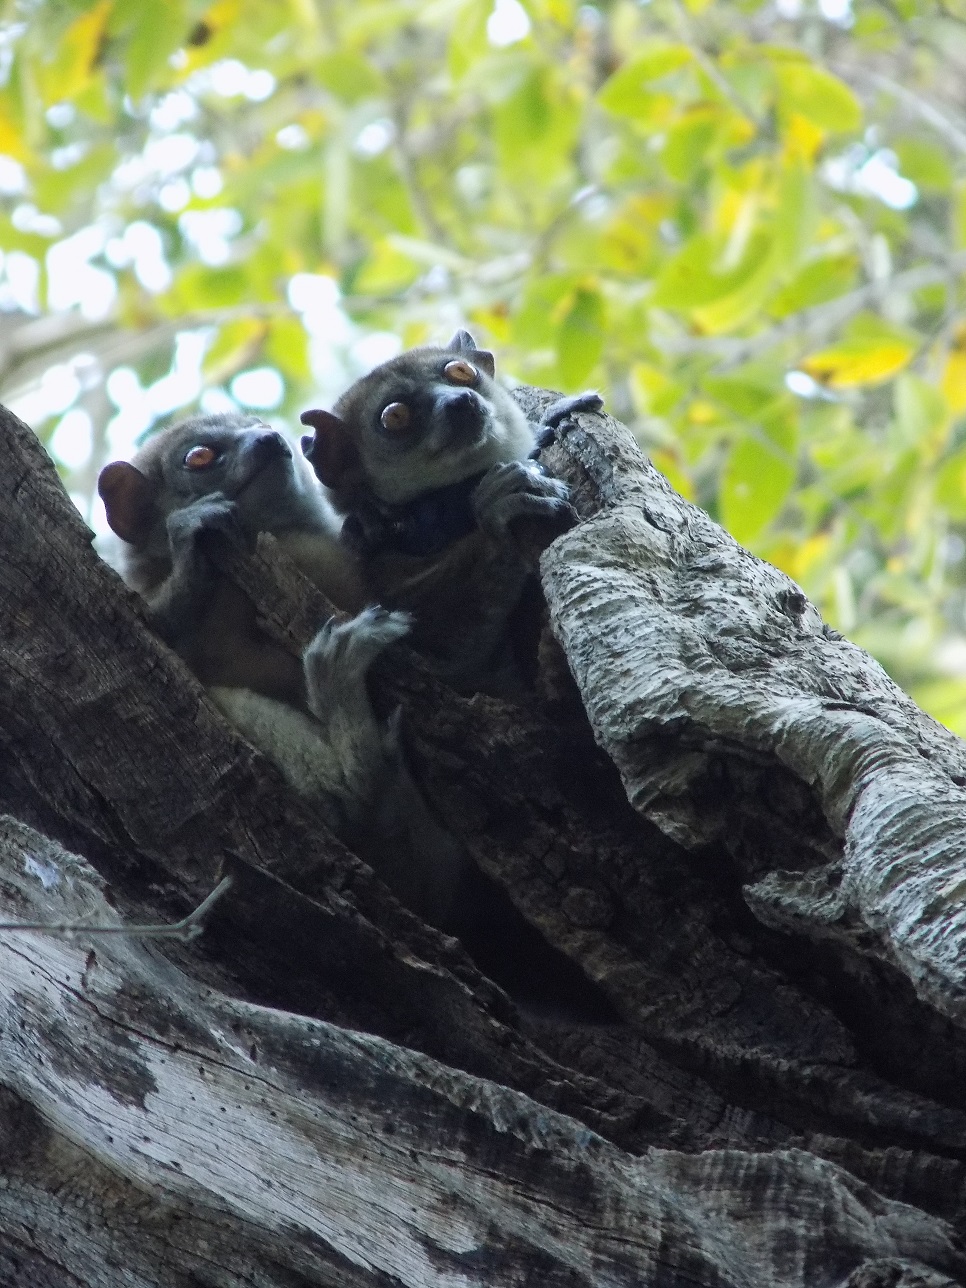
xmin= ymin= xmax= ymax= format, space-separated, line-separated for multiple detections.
xmin=631 ymin=363 xmax=683 ymax=417
xmin=652 ymin=233 xmax=768 ymax=311
xmin=41 ymin=0 xmax=112 ymax=104
xmin=773 ymin=162 xmax=815 ymax=269
xmin=775 ymin=63 xmax=861 ymax=134
xmin=265 ymin=315 xmax=311 ymax=383
xmin=909 ymin=678 xmax=966 ymax=738
xmin=801 ymin=316 xmax=918 ymax=388
xmin=316 ymin=53 xmax=384 ymax=104
xmin=893 ymin=138 xmax=952 ymax=193
xmin=0 ymin=92 xmax=28 ymax=162
xmin=662 ymin=105 xmax=721 ymax=183
xmin=203 ymin=318 xmax=267 ymax=382
xmin=769 ymin=255 xmax=857 ymax=318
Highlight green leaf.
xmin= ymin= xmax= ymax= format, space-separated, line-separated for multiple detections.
xmin=662 ymin=105 xmax=721 ymax=183
xmin=166 ymin=264 xmax=249 ymax=312
xmin=353 ymin=239 xmax=421 ymax=294
xmin=651 ymin=233 xmax=761 ymax=310
xmin=124 ymin=0 xmax=190 ymax=102
xmin=40 ymin=0 xmax=112 ymax=104
xmin=556 ymin=285 xmax=605 ymax=389
xmin=597 ymin=42 xmax=693 ymax=119
xmin=32 ymin=143 xmax=116 ymax=214
xmin=704 ymin=371 xmax=792 ymax=420
xmin=893 ymin=137 xmax=952 ymax=193
xmin=264 ymin=315 xmax=311 ymax=383
xmin=910 ymin=678 xmax=966 ymax=737
xmin=203 ymin=318 xmax=267 ymax=381
xmin=769 ymin=255 xmax=857 ymax=318
xmin=315 ymin=53 xmax=384 ymax=104
xmin=720 ymin=431 xmax=796 ymax=545
xmin=511 ymin=274 xmax=578 ymax=350
xmin=494 ymin=67 xmax=579 ymax=182
xmin=893 ymin=374 xmax=948 ymax=450
xmin=773 ymin=163 xmax=815 ymax=269
xmin=630 ymin=362 xmax=683 ymax=417
xmin=935 ymin=446 xmax=966 ymax=520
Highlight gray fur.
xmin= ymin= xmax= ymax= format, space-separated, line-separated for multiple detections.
xmin=331 ymin=346 xmax=534 ymax=505
xmin=299 ymin=335 xmax=598 ymax=696
xmin=100 ymin=413 xmax=466 ymax=927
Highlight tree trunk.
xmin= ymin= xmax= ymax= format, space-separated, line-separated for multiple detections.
xmin=1 ymin=395 xmax=965 ymax=1287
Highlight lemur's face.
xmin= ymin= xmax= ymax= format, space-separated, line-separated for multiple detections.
xmin=140 ymin=415 xmax=324 ymax=529
xmin=98 ymin=413 xmax=334 ymax=552
xmin=300 ymin=334 xmax=535 ymax=505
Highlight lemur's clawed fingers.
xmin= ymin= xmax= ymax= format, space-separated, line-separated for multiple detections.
xmin=538 ymin=386 xmax=605 ymax=437
xmin=303 ymin=607 xmax=411 ymax=715
xmin=528 ymin=423 xmax=558 ymax=456
xmin=540 ymin=391 xmax=603 ymax=430
xmin=532 ymin=391 xmax=603 ymax=454
xmin=484 ymin=491 xmax=574 ymax=536
xmin=474 ymin=460 xmax=571 ymax=538
xmin=166 ymin=493 xmax=241 ymax=558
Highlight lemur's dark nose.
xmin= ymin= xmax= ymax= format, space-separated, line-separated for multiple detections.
xmin=250 ymin=429 xmax=290 ymax=466
xmin=444 ymin=389 xmax=484 ymax=434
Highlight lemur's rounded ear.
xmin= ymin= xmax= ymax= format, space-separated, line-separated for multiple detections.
xmin=299 ymin=409 xmax=359 ymax=489
xmin=97 ymin=461 xmax=159 ymax=545
xmin=446 ymin=329 xmax=495 ymax=379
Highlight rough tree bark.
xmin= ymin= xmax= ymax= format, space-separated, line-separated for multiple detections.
xmin=1 ymin=392 xmax=965 ymax=1287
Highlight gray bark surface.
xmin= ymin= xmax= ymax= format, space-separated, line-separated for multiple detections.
xmin=0 ymin=396 xmax=965 ymax=1286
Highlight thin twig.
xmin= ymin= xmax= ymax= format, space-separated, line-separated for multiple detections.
xmin=667 ymin=0 xmax=762 ymax=128
xmin=865 ymin=70 xmax=966 ymax=157
xmin=0 ymin=875 xmax=233 ymax=942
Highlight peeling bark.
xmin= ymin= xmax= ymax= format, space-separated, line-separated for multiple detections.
xmin=1 ymin=397 xmax=966 ymax=1285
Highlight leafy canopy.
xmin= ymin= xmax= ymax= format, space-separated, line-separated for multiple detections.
xmin=4 ymin=0 xmax=966 ymax=728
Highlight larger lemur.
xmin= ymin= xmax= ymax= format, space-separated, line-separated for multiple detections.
xmin=299 ymin=330 xmax=601 ymax=694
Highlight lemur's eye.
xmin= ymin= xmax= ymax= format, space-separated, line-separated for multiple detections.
xmin=380 ymin=402 xmax=411 ymax=433
xmin=443 ymin=359 xmax=478 ymax=386
xmin=184 ymin=445 xmax=218 ymax=469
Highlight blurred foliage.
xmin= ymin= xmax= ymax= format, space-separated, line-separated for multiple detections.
xmin=5 ymin=0 xmax=966 ymax=727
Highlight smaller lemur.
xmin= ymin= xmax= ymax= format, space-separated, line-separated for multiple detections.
xmin=299 ymin=330 xmax=601 ymax=693
xmin=99 ymin=414 xmax=465 ymax=925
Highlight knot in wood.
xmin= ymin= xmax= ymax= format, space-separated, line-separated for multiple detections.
xmin=780 ymin=588 xmax=808 ymax=618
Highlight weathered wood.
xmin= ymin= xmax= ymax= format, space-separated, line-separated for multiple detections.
xmin=530 ymin=388 xmax=966 ymax=1033
xmin=3 ymin=396 xmax=966 ymax=1283
xmin=0 ymin=818 xmax=962 ymax=1288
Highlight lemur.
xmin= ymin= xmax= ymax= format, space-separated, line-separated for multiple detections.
xmin=299 ymin=329 xmax=601 ymax=694
xmin=98 ymin=413 xmax=466 ymax=925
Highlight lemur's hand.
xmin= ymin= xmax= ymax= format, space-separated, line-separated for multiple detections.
xmin=303 ymin=606 xmax=411 ymax=722
xmin=530 ymin=390 xmax=603 ymax=455
xmin=166 ymin=493 xmax=241 ymax=564
xmin=473 ymin=460 xmax=573 ymax=540
xmin=163 ymin=493 xmax=242 ymax=599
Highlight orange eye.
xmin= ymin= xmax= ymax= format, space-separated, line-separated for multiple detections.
xmin=443 ymin=359 xmax=478 ymax=386
xmin=380 ymin=402 xmax=410 ymax=433
xmin=184 ymin=445 xmax=217 ymax=469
